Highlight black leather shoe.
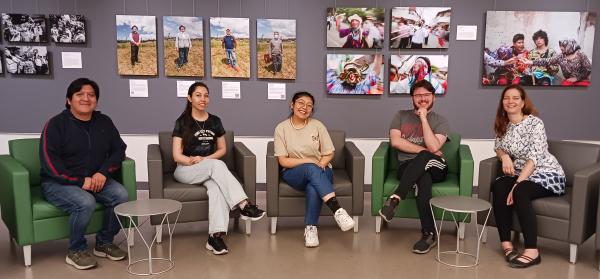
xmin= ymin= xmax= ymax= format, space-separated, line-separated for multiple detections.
xmin=503 ymin=248 xmax=519 ymax=262
xmin=509 ymin=254 xmax=541 ymax=268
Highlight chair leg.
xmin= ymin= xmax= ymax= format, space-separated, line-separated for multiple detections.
xmin=128 ymin=228 xmax=135 ymax=247
xmin=353 ymin=216 xmax=359 ymax=233
xmin=570 ymin=244 xmax=577 ymax=264
xmin=245 ymin=220 xmax=251 ymax=235
xmin=482 ymin=226 xmax=488 ymax=243
xmin=155 ymin=225 xmax=163 ymax=244
xmin=375 ymin=216 xmax=382 ymax=233
xmin=458 ymin=222 xmax=465 ymax=240
xmin=270 ymin=217 xmax=277 ymax=235
xmin=23 ymin=245 xmax=31 ymax=267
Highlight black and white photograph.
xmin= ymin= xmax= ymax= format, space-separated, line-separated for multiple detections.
xmin=49 ymin=14 xmax=86 ymax=44
xmin=2 ymin=13 xmax=48 ymax=43
xmin=4 ymin=46 xmax=50 ymax=75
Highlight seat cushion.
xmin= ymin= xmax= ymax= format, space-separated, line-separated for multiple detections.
xmin=382 ymin=173 xmax=460 ymax=198
xmin=32 ymin=187 xmax=104 ymax=220
xmin=279 ymin=169 xmax=353 ymax=197
xmin=530 ymin=192 xmax=570 ymax=220
xmin=162 ymin=172 xmax=244 ymax=202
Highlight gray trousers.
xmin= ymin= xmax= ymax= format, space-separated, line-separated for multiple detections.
xmin=174 ymin=159 xmax=248 ymax=234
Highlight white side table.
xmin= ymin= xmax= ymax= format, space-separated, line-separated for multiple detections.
xmin=115 ymin=199 xmax=182 ymax=275
xmin=429 ymin=196 xmax=491 ymax=268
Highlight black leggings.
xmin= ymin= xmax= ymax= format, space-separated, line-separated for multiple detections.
xmin=492 ymin=176 xmax=555 ymax=248
xmin=394 ymin=150 xmax=448 ymax=232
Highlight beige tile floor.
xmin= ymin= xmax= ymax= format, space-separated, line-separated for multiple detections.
xmin=0 ymin=191 xmax=598 ymax=279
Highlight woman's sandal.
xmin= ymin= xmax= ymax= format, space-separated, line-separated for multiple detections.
xmin=503 ymin=248 xmax=519 ymax=262
xmin=509 ymin=254 xmax=541 ymax=268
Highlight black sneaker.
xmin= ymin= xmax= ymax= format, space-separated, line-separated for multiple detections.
xmin=378 ymin=197 xmax=399 ymax=222
xmin=412 ymin=231 xmax=437 ymax=254
xmin=206 ymin=233 xmax=228 ymax=255
xmin=240 ymin=203 xmax=266 ymax=221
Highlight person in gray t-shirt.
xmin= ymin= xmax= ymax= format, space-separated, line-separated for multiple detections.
xmin=379 ymin=79 xmax=450 ymax=254
xmin=269 ymin=31 xmax=283 ymax=73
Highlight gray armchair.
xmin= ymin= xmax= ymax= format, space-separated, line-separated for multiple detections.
xmin=147 ymin=131 xmax=256 ymax=240
xmin=266 ymin=130 xmax=364 ymax=234
xmin=478 ymin=140 xmax=600 ymax=263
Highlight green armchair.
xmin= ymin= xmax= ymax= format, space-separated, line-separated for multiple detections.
xmin=371 ymin=133 xmax=474 ymax=234
xmin=0 ymin=138 xmax=137 ymax=266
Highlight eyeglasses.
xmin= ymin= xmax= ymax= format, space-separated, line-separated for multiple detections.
xmin=295 ymin=101 xmax=313 ymax=109
xmin=413 ymin=93 xmax=433 ymax=98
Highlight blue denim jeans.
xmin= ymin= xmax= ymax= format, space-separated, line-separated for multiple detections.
xmin=41 ymin=178 xmax=129 ymax=252
xmin=225 ymin=49 xmax=237 ymax=67
xmin=178 ymin=47 xmax=189 ymax=67
xmin=281 ymin=163 xmax=334 ymax=225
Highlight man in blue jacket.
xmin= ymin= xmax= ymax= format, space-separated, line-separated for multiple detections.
xmin=40 ymin=78 xmax=129 ymax=270
xmin=221 ymin=28 xmax=239 ymax=71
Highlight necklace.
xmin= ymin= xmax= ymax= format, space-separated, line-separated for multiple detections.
xmin=289 ymin=117 xmax=307 ymax=130
xmin=193 ymin=115 xmax=207 ymax=132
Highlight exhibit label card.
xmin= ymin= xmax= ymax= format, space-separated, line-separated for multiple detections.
xmin=222 ymin=81 xmax=241 ymax=99
xmin=177 ymin=80 xmax=198 ymax=97
xmin=456 ymin=25 xmax=477 ymax=41
xmin=267 ymin=83 xmax=286 ymax=100
xmin=129 ymin=79 xmax=149 ymax=98
xmin=61 ymin=52 xmax=82 ymax=68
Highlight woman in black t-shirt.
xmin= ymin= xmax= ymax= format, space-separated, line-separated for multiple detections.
xmin=172 ymin=82 xmax=265 ymax=255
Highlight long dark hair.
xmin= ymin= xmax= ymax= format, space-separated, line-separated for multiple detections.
xmin=289 ymin=91 xmax=315 ymax=117
xmin=494 ymin=84 xmax=538 ymax=138
xmin=177 ymin=82 xmax=209 ymax=146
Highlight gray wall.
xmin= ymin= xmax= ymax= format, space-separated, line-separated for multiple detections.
xmin=0 ymin=0 xmax=598 ymax=140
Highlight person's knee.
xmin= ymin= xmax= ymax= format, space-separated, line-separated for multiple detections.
xmin=208 ymin=159 xmax=228 ymax=170
xmin=511 ymin=185 xmax=530 ymax=204
xmin=113 ymin=186 xmax=129 ymax=204
xmin=75 ymin=195 xmax=97 ymax=213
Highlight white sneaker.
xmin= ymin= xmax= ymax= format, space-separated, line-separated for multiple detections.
xmin=304 ymin=226 xmax=319 ymax=247
xmin=334 ymin=208 xmax=355 ymax=232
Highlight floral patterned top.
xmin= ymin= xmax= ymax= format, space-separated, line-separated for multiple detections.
xmin=532 ymin=51 xmax=591 ymax=81
xmin=495 ymin=115 xmax=566 ymax=194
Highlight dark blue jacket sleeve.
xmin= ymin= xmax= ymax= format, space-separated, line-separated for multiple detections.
xmin=98 ymin=116 xmax=126 ymax=177
xmin=39 ymin=118 xmax=85 ymax=186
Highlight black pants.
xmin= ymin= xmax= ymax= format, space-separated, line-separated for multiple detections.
xmin=492 ymin=176 xmax=555 ymax=248
xmin=272 ymin=54 xmax=282 ymax=72
xmin=394 ymin=150 xmax=448 ymax=232
xmin=411 ymin=43 xmax=423 ymax=49
xmin=131 ymin=45 xmax=139 ymax=65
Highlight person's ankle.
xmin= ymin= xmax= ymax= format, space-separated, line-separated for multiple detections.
xmin=501 ymin=241 xmax=514 ymax=249
xmin=238 ymin=200 xmax=248 ymax=210
xmin=523 ymin=248 xmax=539 ymax=257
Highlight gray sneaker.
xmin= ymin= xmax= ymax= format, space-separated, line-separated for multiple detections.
xmin=66 ymin=249 xmax=97 ymax=270
xmin=412 ymin=231 xmax=437 ymax=254
xmin=93 ymin=243 xmax=127 ymax=261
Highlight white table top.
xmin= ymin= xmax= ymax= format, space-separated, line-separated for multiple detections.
xmin=115 ymin=199 xmax=182 ymax=217
xmin=430 ymin=196 xmax=491 ymax=213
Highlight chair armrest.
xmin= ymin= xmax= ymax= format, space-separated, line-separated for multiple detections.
xmin=477 ymin=156 xmax=500 ymax=225
xmin=344 ymin=142 xmax=365 ymax=216
xmin=477 ymin=156 xmax=500 ymax=202
xmin=569 ymin=162 xmax=600 ymax=244
xmin=371 ymin=142 xmax=390 ymax=215
xmin=266 ymin=141 xmax=280 ymax=216
xmin=147 ymin=144 xmax=164 ymax=199
xmin=233 ymin=142 xmax=256 ymax=204
xmin=0 ymin=155 xmax=34 ymax=246
xmin=120 ymin=157 xmax=137 ymax=201
xmin=458 ymin=144 xmax=474 ymax=197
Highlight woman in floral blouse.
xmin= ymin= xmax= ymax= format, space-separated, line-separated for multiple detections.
xmin=492 ymin=84 xmax=566 ymax=268
xmin=524 ymin=39 xmax=591 ymax=86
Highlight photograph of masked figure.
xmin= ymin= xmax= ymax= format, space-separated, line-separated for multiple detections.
xmin=326 ymin=7 xmax=385 ymax=49
xmin=257 ymin=18 xmax=296 ymax=79
xmin=483 ymin=11 xmax=595 ymax=87
xmin=390 ymin=55 xmax=448 ymax=95
xmin=326 ymin=54 xmax=383 ymax=95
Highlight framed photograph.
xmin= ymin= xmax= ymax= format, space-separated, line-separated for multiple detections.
xmin=115 ymin=15 xmax=157 ymax=76
xmin=2 ymin=13 xmax=48 ymax=43
xmin=210 ymin=17 xmax=250 ymax=78
xmin=326 ymin=7 xmax=385 ymax=49
xmin=163 ymin=16 xmax=204 ymax=77
xmin=257 ymin=19 xmax=296 ymax=80
xmin=389 ymin=55 xmax=448 ymax=95
xmin=390 ymin=7 xmax=451 ymax=49
xmin=4 ymin=46 xmax=50 ymax=75
xmin=483 ymin=11 xmax=595 ymax=87
xmin=326 ymin=54 xmax=383 ymax=95
xmin=48 ymin=14 xmax=86 ymax=44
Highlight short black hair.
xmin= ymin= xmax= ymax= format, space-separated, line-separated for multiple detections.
xmin=410 ymin=79 xmax=435 ymax=96
xmin=66 ymin=78 xmax=99 ymax=109
xmin=512 ymin=33 xmax=525 ymax=43
xmin=532 ymin=29 xmax=548 ymax=46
